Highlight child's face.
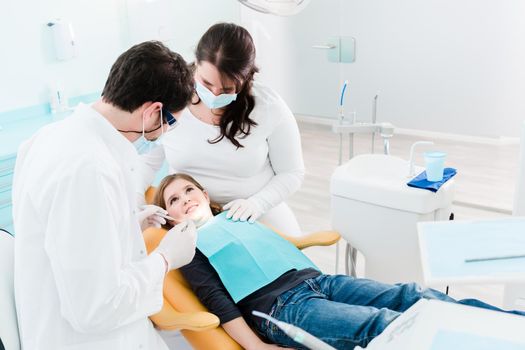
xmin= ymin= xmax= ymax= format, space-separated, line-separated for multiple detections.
xmin=163 ymin=178 xmax=213 ymax=226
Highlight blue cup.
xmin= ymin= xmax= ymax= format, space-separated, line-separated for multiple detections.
xmin=424 ymin=151 xmax=446 ymax=182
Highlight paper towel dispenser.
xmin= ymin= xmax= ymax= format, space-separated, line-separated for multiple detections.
xmin=47 ymin=19 xmax=76 ymax=61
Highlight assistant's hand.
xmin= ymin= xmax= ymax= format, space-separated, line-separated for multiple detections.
xmin=136 ymin=204 xmax=167 ymax=231
xmin=154 ymin=220 xmax=197 ymax=270
xmin=223 ymin=198 xmax=262 ymax=223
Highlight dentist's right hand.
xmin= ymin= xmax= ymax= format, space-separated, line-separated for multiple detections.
xmin=154 ymin=220 xmax=197 ymax=271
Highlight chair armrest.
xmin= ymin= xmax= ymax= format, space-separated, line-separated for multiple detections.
xmin=280 ymin=230 xmax=341 ymax=250
xmin=151 ymin=301 xmax=219 ymax=331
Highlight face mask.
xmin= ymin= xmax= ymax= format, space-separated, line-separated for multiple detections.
xmin=133 ymin=135 xmax=157 ymax=154
xmin=133 ymin=110 xmax=166 ymax=154
xmin=195 ymin=80 xmax=237 ymax=109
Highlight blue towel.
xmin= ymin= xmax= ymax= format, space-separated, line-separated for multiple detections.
xmin=407 ymin=167 xmax=457 ymax=192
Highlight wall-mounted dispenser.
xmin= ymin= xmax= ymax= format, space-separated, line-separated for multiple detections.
xmin=312 ymin=36 xmax=356 ymax=63
xmin=47 ymin=19 xmax=76 ymax=61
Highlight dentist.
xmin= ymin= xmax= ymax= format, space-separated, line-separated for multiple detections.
xmin=138 ymin=23 xmax=305 ymax=236
xmin=12 ymin=41 xmax=197 ymax=350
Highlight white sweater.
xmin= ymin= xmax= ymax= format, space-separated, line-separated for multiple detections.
xmin=138 ymin=82 xmax=305 ymax=215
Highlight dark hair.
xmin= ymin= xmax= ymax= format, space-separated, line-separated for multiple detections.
xmin=102 ymin=41 xmax=194 ymax=113
xmin=153 ymin=173 xmax=223 ymax=229
xmin=195 ymin=23 xmax=259 ymax=148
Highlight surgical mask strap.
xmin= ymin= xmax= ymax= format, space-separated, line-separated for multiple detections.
xmin=142 ymin=113 xmax=145 ymax=139
xmin=142 ymin=107 xmax=164 ymax=141
xmin=118 ymin=106 xmax=163 ymax=134
xmin=159 ymin=108 xmax=165 ymax=138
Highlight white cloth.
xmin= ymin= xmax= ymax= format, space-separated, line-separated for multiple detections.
xmin=12 ymin=104 xmax=168 ymax=350
xmin=138 ymin=82 xmax=305 ymax=235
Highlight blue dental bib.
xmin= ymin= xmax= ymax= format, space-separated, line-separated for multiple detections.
xmin=197 ymin=212 xmax=318 ymax=302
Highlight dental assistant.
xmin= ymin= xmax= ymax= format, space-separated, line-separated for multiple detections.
xmin=139 ymin=23 xmax=305 ymax=236
xmin=12 ymin=42 xmax=197 ymax=350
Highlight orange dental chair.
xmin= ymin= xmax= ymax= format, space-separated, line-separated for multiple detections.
xmin=143 ymin=186 xmax=340 ymax=349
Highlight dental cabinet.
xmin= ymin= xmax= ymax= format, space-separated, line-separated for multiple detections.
xmin=0 ymin=108 xmax=61 ymax=234
xmin=0 ymin=97 xmax=98 ymax=234
xmin=0 ymin=156 xmax=16 ymax=233
xmin=331 ymin=154 xmax=455 ymax=284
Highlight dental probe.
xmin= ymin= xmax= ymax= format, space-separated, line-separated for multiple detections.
xmin=465 ymin=253 xmax=525 ymax=263
xmin=252 ymin=310 xmax=337 ymax=350
xmin=157 ymin=212 xmax=176 ymax=221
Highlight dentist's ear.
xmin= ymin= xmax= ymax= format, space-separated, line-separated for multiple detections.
xmin=142 ymin=101 xmax=163 ymax=121
xmin=204 ymin=190 xmax=210 ymax=203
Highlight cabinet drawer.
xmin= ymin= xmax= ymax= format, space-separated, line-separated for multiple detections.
xmin=0 ymin=171 xmax=13 ymax=192
xmin=0 ymin=156 xmax=16 ymax=176
xmin=0 ymin=188 xmax=12 ymax=208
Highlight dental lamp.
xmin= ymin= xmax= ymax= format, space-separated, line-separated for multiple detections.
xmin=238 ymin=0 xmax=311 ymax=16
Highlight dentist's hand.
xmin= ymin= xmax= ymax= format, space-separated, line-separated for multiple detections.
xmin=223 ymin=198 xmax=262 ymax=223
xmin=136 ymin=205 xmax=167 ymax=231
xmin=154 ymin=220 xmax=197 ymax=271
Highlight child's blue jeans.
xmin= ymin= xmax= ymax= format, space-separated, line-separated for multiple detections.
xmin=255 ymin=274 xmax=525 ymax=349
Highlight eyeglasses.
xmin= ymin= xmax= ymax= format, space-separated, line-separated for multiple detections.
xmin=162 ymin=108 xmax=177 ymax=126
xmin=118 ymin=107 xmax=178 ymax=136
xmin=161 ymin=107 xmax=178 ymax=132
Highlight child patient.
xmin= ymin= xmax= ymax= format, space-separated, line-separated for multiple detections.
xmin=152 ymin=173 xmax=525 ymax=350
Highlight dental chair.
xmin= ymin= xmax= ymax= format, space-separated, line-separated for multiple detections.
xmin=143 ymin=187 xmax=340 ymax=350
xmin=0 ymin=229 xmax=20 ymax=350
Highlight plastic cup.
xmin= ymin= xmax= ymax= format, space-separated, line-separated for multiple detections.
xmin=424 ymin=151 xmax=446 ymax=182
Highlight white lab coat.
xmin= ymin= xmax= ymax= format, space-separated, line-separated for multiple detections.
xmin=12 ymin=104 xmax=168 ymax=350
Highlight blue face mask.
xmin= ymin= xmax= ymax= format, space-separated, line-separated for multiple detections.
xmin=195 ymin=80 xmax=237 ymax=109
xmin=133 ymin=109 xmax=169 ymax=154
xmin=133 ymin=135 xmax=162 ymax=154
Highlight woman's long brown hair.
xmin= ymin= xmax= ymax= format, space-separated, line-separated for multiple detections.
xmin=193 ymin=22 xmax=259 ymax=149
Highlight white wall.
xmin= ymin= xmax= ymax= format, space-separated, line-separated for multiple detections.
xmin=241 ymin=0 xmax=341 ymax=118
xmin=125 ymin=0 xmax=241 ymax=62
xmin=0 ymin=0 xmax=127 ymax=112
xmin=243 ymin=0 xmax=525 ymax=139
xmin=0 ymin=0 xmax=240 ymax=114
xmin=5 ymin=0 xmax=523 ymax=138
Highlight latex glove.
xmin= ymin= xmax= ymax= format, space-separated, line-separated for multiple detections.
xmin=154 ymin=220 xmax=197 ymax=270
xmin=223 ymin=198 xmax=262 ymax=223
xmin=136 ymin=204 xmax=167 ymax=231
